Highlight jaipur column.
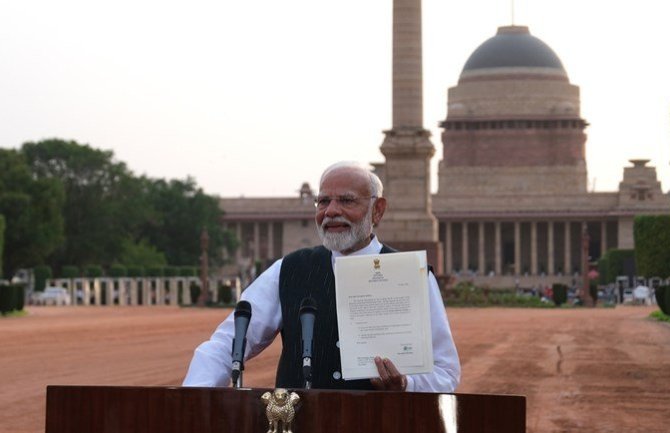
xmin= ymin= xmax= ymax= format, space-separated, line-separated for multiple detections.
xmin=478 ymin=222 xmax=485 ymax=275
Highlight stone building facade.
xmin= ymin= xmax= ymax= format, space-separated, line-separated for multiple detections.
xmin=220 ymin=25 xmax=670 ymax=288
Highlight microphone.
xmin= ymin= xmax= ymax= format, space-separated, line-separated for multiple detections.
xmin=231 ymin=300 xmax=252 ymax=388
xmin=299 ymin=297 xmax=317 ymax=389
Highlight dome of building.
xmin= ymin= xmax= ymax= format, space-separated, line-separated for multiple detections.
xmin=462 ymin=26 xmax=566 ymax=74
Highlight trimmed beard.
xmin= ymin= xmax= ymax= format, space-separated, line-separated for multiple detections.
xmin=318 ymin=212 xmax=374 ymax=253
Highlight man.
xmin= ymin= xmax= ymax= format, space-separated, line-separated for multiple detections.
xmin=183 ymin=162 xmax=460 ymax=392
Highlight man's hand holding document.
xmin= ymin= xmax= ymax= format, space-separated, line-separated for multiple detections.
xmin=334 ymin=251 xmax=433 ymax=380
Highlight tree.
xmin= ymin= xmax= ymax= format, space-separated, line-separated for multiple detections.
xmin=21 ymin=139 xmax=151 ymax=267
xmin=139 ymin=177 xmax=236 ymax=266
xmin=0 ymin=149 xmax=64 ymax=277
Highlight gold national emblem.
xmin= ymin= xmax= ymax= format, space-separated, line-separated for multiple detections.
xmin=373 ymin=258 xmax=381 ymax=270
xmin=261 ymin=388 xmax=300 ymax=433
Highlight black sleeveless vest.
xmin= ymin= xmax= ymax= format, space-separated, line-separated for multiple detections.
xmin=276 ymin=244 xmax=397 ymax=389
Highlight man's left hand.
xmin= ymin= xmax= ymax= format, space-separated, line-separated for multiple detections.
xmin=370 ymin=356 xmax=407 ymax=391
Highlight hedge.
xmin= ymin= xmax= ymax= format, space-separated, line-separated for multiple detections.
xmin=85 ymin=265 xmax=103 ymax=278
xmin=634 ymin=215 xmax=670 ymax=279
xmin=0 ymin=284 xmax=24 ymax=314
xmin=179 ymin=266 xmax=197 ymax=277
xmin=552 ymin=283 xmax=568 ymax=306
xmin=33 ymin=265 xmax=52 ymax=292
xmin=146 ymin=266 xmax=164 ymax=277
xmin=61 ymin=265 xmax=79 ymax=279
xmin=127 ymin=266 xmax=145 ymax=277
xmin=109 ymin=264 xmax=127 ymax=278
xmin=598 ymin=249 xmax=635 ymax=284
xmin=0 ymin=214 xmax=5 ymax=279
xmin=655 ymin=286 xmax=670 ymax=316
xmin=164 ymin=266 xmax=180 ymax=277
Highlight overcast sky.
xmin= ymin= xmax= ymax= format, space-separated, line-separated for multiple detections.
xmin=2 ymin=0 xmax=669 ymax=197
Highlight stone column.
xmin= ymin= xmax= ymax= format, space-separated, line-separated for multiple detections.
xmin=600 ymin=221 xmax=607 ymax=257
xmin=118 ymin=278 xmax=127 ymax=306
xmin=156 ymin=278 xmax=165 ymax=305
xmin=82 ymin=279 xmax=91 ymax=306
xmin=462 ymin=222 xmax=469 ymax=272
xmin=268 ymin=221 xmax=275 ymax=259
xmin=253 ymin=222 xmax=260 ymax=262
xmin=565 ymin=222 xmax=572 ymax=274
xmin=129 ymin=279 xmax=138 ymax=306
xmin=143 ymin=278 xmax=151 ymax=306
xmin=530 ymin=221 xmax=538 ymax=275
xmin=494 ymin=222 xmax=502 ymax=275
xmin=235 ymin=223 xmax=242 ymax=263
xmin=445 ymin=222 xmax=453 ymax=273
xmin=377 ymin=0 xmax=441 ymax=271
xmin=478 ymin=222 xmax=485 ymax=275
xmin=514 ymin=222 xmax=521 ymax=275
xmin=169 ymin=278 xmax=178 ymax=306
xmin=93 ymin=279 xmax=101 ymax=306
xmin=548 ymin=221 xmax=555 ymax=275
xmin=105 ymin=278 xmax=114 ymax=306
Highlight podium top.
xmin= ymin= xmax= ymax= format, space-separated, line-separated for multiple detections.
xmin=46 ymin=385 xmax=525 ymax=433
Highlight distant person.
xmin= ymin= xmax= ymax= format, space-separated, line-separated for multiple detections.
xmin=183 ymin=161 xmax=460 ymax=392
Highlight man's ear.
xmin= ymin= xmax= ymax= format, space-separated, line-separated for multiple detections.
xmin=372 ymin=197 xmax=387 ymax=226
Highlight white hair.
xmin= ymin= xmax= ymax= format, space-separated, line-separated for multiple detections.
xmin=319 ymin=161 xmax=383 ymax=197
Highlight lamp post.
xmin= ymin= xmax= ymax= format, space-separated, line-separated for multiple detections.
xmin=198 ymin=227 xmax=210 ymax=307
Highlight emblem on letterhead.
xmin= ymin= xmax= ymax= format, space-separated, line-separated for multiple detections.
xmin=373 ymin=258 xmax=381 ymax=270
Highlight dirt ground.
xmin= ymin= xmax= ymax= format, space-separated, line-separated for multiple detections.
xmin=1 ymin=305 xmax=668 ymax=433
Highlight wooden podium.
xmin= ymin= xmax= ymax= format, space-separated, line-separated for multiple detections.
xmin=46 ymin=386 xmax=525 ymax=433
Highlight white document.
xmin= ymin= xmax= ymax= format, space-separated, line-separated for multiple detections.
xmin=334 ymin=251 xmax=433 ymax=380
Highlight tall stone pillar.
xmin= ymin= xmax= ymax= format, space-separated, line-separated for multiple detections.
xmin=547 ymin=221 xmax=555 ymax=275
xmin=268 ymin=222 xmax=275 ymax=259
xmin=378 ymin=0 xmax=441 ymax=272
xmin=253 ymin=223 xmax=260 ymax=262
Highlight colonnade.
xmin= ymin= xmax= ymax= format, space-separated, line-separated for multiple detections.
xmin=441 ymin=219 xmax=617 ymax=276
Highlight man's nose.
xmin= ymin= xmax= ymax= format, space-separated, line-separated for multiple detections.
xmin=324 ymin=199 xmax=343 ymax=217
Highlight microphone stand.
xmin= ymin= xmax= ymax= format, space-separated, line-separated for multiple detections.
xmin=232 ymin=361 xmax=243 ymax=388
xmin=303 ymin=357 xmax=312 ymax=389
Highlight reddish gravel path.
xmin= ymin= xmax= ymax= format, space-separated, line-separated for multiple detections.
xmin=1 ymin=305 xmax=668 ymax=433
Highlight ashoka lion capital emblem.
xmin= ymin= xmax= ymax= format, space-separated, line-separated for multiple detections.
xmin=261 ymin=388 xmax=300 ymax=433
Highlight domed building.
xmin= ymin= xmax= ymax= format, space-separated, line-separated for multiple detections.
xmin=218 ymin=24 xmax=669 ymax=290
xmin=431 ymin=25 xmax=669 ymax=287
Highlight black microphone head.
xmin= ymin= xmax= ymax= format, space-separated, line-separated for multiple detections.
xmin=234 ymin=300 xmax=252 ymax=319
xmin=299 ymin=297 xmax=317 ymax=316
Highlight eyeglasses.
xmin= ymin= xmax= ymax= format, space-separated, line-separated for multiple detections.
xmin=314 ymin=194 xmax=377 ymax=209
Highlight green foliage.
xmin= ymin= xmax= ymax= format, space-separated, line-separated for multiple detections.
xmin=552 ymin=283 xmax=568 ymax=306
xmin=118 ymin=238 xmax=167 ymax=268
xmin=0 ymin=149 xmax=65 ymax=277
xmin=22 ymin=139 xmax=152 ymax=268
xmin=60 ymin=265 xmax=79 ymax=278
xmin=442 ymin=282 xmax=553 ymax=308
xmin=84 ymin=265 xmax=103 ymax=278
xmin=137 ymin=177 xmax=234 ymax=266
xmin=218 ymin=283 xmax=233 ymax=305
xmin=146 ymin=266 xmax=164 ymax=277
xmin=33 ymin=265 xmax=52 ymax=292
xmin=109 ymin=264 xmax=127 ymax=278
xmin=598 ymin=249 xmax=635 ymax=284
xmin=127 ymin=266 xmax=144 ymax=277
xmin=164 ymin=266 xmax=180 ymax=277
xmin=0 ymin=284 xmax=25 ymax=315
xmin=650 ymin=309 xmax=670 ymax=323
xmin=0 ymin=214 xmax=4 ymax=278
xmin=634 ymin=216 xmax=670 ymax=278
xmin=655 ymin=286 xmax=670 ymax=316
xmin=179 ymin=266 xmax=197 ymax=277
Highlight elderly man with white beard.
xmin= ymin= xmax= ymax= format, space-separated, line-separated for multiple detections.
xmin=182 ymin=162 xmax=460 ymax=392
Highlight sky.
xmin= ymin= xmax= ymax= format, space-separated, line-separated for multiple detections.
xmin=1 ymin=0 xmax=669 ymax=197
